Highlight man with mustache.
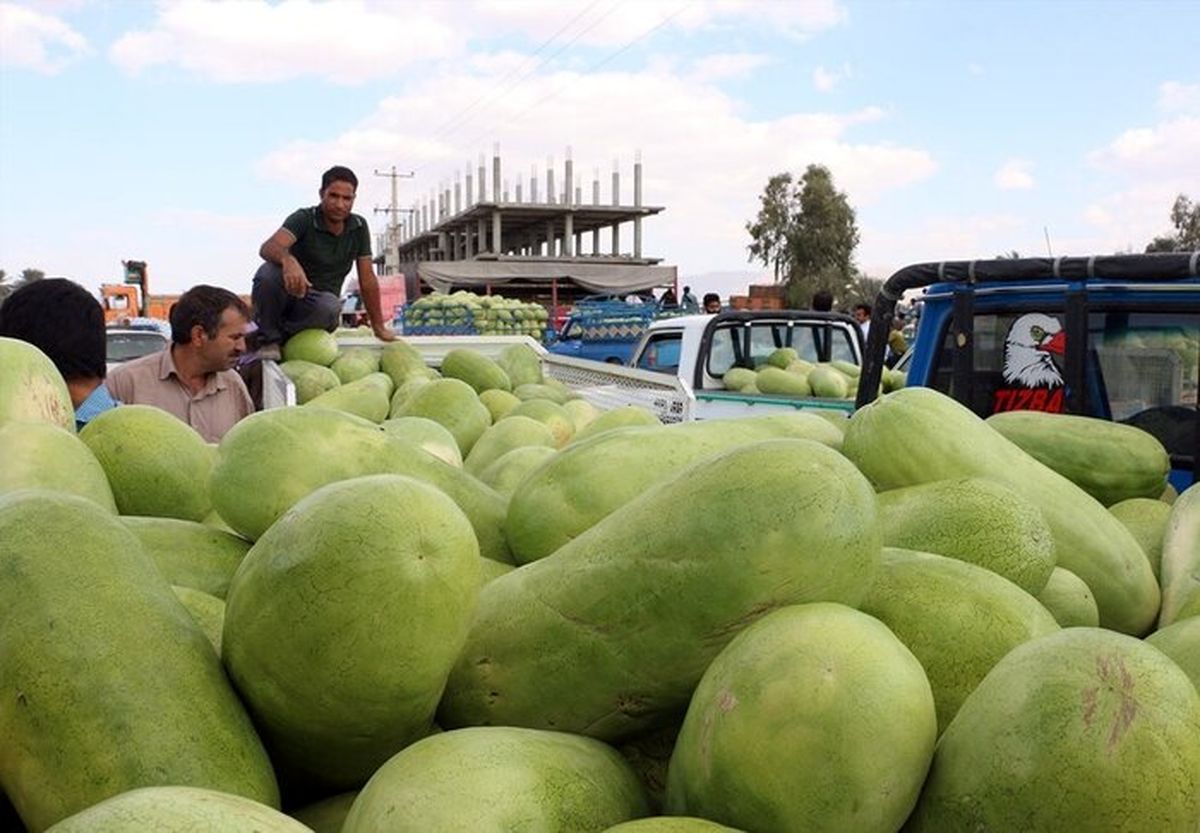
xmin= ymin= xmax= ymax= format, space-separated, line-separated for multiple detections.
xmin=106 ymin=285 xmax=254 ymax=442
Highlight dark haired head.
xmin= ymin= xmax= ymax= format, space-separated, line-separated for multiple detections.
xmin=321 ymin=165 xmax=358 ymax=191
xmin=812 ymin=289 xmax=834 ymax=311
xmin=170 ymin=285 xmax=251 ymax=345
xmin=0 ymin=278 xmax=106 ymax=380
xmin=702 ymin=293 xmax=720 ymax=305
xmin=853 ymin=302 xmax=872 ymax=314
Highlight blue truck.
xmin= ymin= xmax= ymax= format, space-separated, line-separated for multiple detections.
xmin=546 ymin=298 xmax=663 ymax=364
xmin=857 ymin=252 xmax=1200 ymax=491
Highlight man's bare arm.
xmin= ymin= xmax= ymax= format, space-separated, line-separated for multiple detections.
xmin=356 ymin=258 xmax=396 ymax=341
xmin=260 ymin=228 xmax=309 ymax=297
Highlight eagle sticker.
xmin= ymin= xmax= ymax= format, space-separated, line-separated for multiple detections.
xmin=993 ymin=313 xmax=1066 ymax=413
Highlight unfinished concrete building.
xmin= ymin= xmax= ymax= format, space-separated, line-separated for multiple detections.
xmin=388 ymin=147 xmax=678 ymax=315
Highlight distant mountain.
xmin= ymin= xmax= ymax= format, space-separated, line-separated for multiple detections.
xmin=678 ymin=269 xmax=775 ymax=301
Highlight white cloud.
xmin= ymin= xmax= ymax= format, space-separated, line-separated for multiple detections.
xmin=1088 ymin=115 xmax=1200 ymax=180
xmin=0 ymin=2 xmax=89 ymax=73
xmin=1079 ymin=181 xmax=1190 ymax=253
xmin=255 ymin=63 xmax=935 ymax=282
xmin=1061 ymin=105 xmax=1200 ymax=256
xmin=861 ymin=213 xmax=1029 ymax=277
xmin=993 ymin=159 xmax=1035 ymax=190
xmin=812 ymin=62 xmax=851 ymax=92
xmin=813 ymin=65 xmax=838 ymax=92
xmin=109 ymin=0 xmax=461 ymax=83
xmin=106 ymin=0 xmax=847 ymax=84
xmin=1158 ymin=80 xmax=1200 ymax=114
xmin=690 ymin=52 xmax=770 ymax=83
xmin=471 ymin=0 xmax=847 ymax=46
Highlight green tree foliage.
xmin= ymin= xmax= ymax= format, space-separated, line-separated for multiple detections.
xmin=0 ymin=267 xmax=44 ymax=304
xmin=746 ymin=164 xmax=862 ymax=308
xmin=1145 ymin=194 xmax=1200 ymax=252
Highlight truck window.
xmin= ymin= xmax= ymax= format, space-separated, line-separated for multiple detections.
xmin=635 ymin=331 xmax=682 ymax=375
xmin=1092 ymin=311 xmax=1199 ymax=463
xmin=929 ymin=309 xmax=1199 ymax=463
xmin=707 ymin=321 xmax=858 ymax=378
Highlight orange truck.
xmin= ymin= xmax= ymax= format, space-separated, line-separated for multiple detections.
xmin=99 ymin=261 xmax=251 ymax=324
xmin=100 ymin=261 xmax=177 ymax=324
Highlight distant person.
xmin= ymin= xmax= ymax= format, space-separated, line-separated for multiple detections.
xmin=703 ymin=293 xmax=722 ymax=314
xmin=853 ymin=302 xmax=872 ymax=341
xmin=106 ymin=285 xmax=254 ymax=443
xmin=660 ymin=287 xmax=678 ymax=308
xmin=251 ymin=165 xmax=395 ymax=359
xmin=0 ymin=278 xmax=117 ymax=430
xmin=886 ymin=313 xmax=909 ymax=368
xmin=681 ymin=285 xmax=700 ymax=313
xmin=811 ymin=289 xmax=834 ymax=312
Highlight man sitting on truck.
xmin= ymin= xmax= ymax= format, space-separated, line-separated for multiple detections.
xmin=703 ymin=293 xmax=722 ymax=314
xmin=106 ymin=285 xmax=254 ymax=442
xmin=0 ymin=278 xmax=118 ymax=430
xmin=250 ymin=165 xmax=395 ymax=359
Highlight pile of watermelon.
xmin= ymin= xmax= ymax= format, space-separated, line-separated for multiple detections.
xmin=722 ymin=348 xmax=907 ymax=399
xmin=1 ymin=332 xmax=1198 ymax=833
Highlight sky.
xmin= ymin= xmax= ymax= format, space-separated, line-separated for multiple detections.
xmin=1 ymin=0 xmax=1197 ymax=302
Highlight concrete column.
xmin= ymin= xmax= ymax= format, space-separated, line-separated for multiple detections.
xmin=492 ymin=144 xmax=501 ymax=202
xmin=515 ymin=181 xmax=523 ymax=203
xmin=465 ymin=224 xmax=475 ymax=258
xmin=546 ymin=220 xmax=556 ymax=256
xmin=454 ymin=174 xmax=462 ymax=215
xmin=592 ymin=168 xmax=601 ymax=255
xmin=492 ymin=211 xmax=502 ymax=255
xmin=634 ymin=150 xmax=643 ymax=258
xmin=503 ymin=178 xmax=510 ymax=203
xmin=465 ymin=162 xmax=473 ymax=206
xmin=530 ymin=164 xmax=539 ymax=203
xmin=564 ymin=212 xmax=574 ymax=256
xmin=547 ymin=156 xmax=556 ymax=205
xmin=564 ymin=147 xmax=573 ymax=206
xmin=437 ymin=232 xmax=448 ymax=261
xmin=477 ymin=217 xmax=487 ymax=254
xmin=478 ymin=154 xmax=486 ymax=205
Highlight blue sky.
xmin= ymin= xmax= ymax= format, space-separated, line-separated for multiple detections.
xmin=1 ymin=0 xmax=1197 ymax=300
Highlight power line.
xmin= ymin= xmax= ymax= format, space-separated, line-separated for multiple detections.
xmin=412 ymin=0 xmax=667 ymax=176
xmin=449 ymin=2 xmax=692 ymax=157
xmin=423 ymin=0 xmax=609 ymax=145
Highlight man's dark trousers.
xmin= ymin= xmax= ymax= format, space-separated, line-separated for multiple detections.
xmin=251 ymin=261 xmax=342 ymax=345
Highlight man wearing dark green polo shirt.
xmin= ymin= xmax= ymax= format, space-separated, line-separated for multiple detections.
xmin=251 ymin=165 xmax=395 ymax=357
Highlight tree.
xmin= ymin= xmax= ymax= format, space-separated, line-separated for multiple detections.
xmin=746 ymin=164 xmax=861 ymax=308
xmin=1145 ymin=194 xmax=1200 ymax=252
xmin=0 ymin=267 xmax=45 ymax=303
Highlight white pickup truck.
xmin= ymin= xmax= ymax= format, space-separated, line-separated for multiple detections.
xmin=265 ymin=309 xmax=864 ymax=423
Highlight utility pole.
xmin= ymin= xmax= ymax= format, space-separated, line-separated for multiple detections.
xmin=374 ymin=166 xmax=414 ymax=276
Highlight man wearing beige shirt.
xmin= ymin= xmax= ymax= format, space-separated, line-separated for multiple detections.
xmin=107 ymin=285 xmax=254 ymax=443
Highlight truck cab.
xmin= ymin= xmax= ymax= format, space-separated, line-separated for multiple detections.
xmin=629 ymin=310 xmax=865 ymax=419
xmin=858 ymin=252 xmax=1200 ymax=490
